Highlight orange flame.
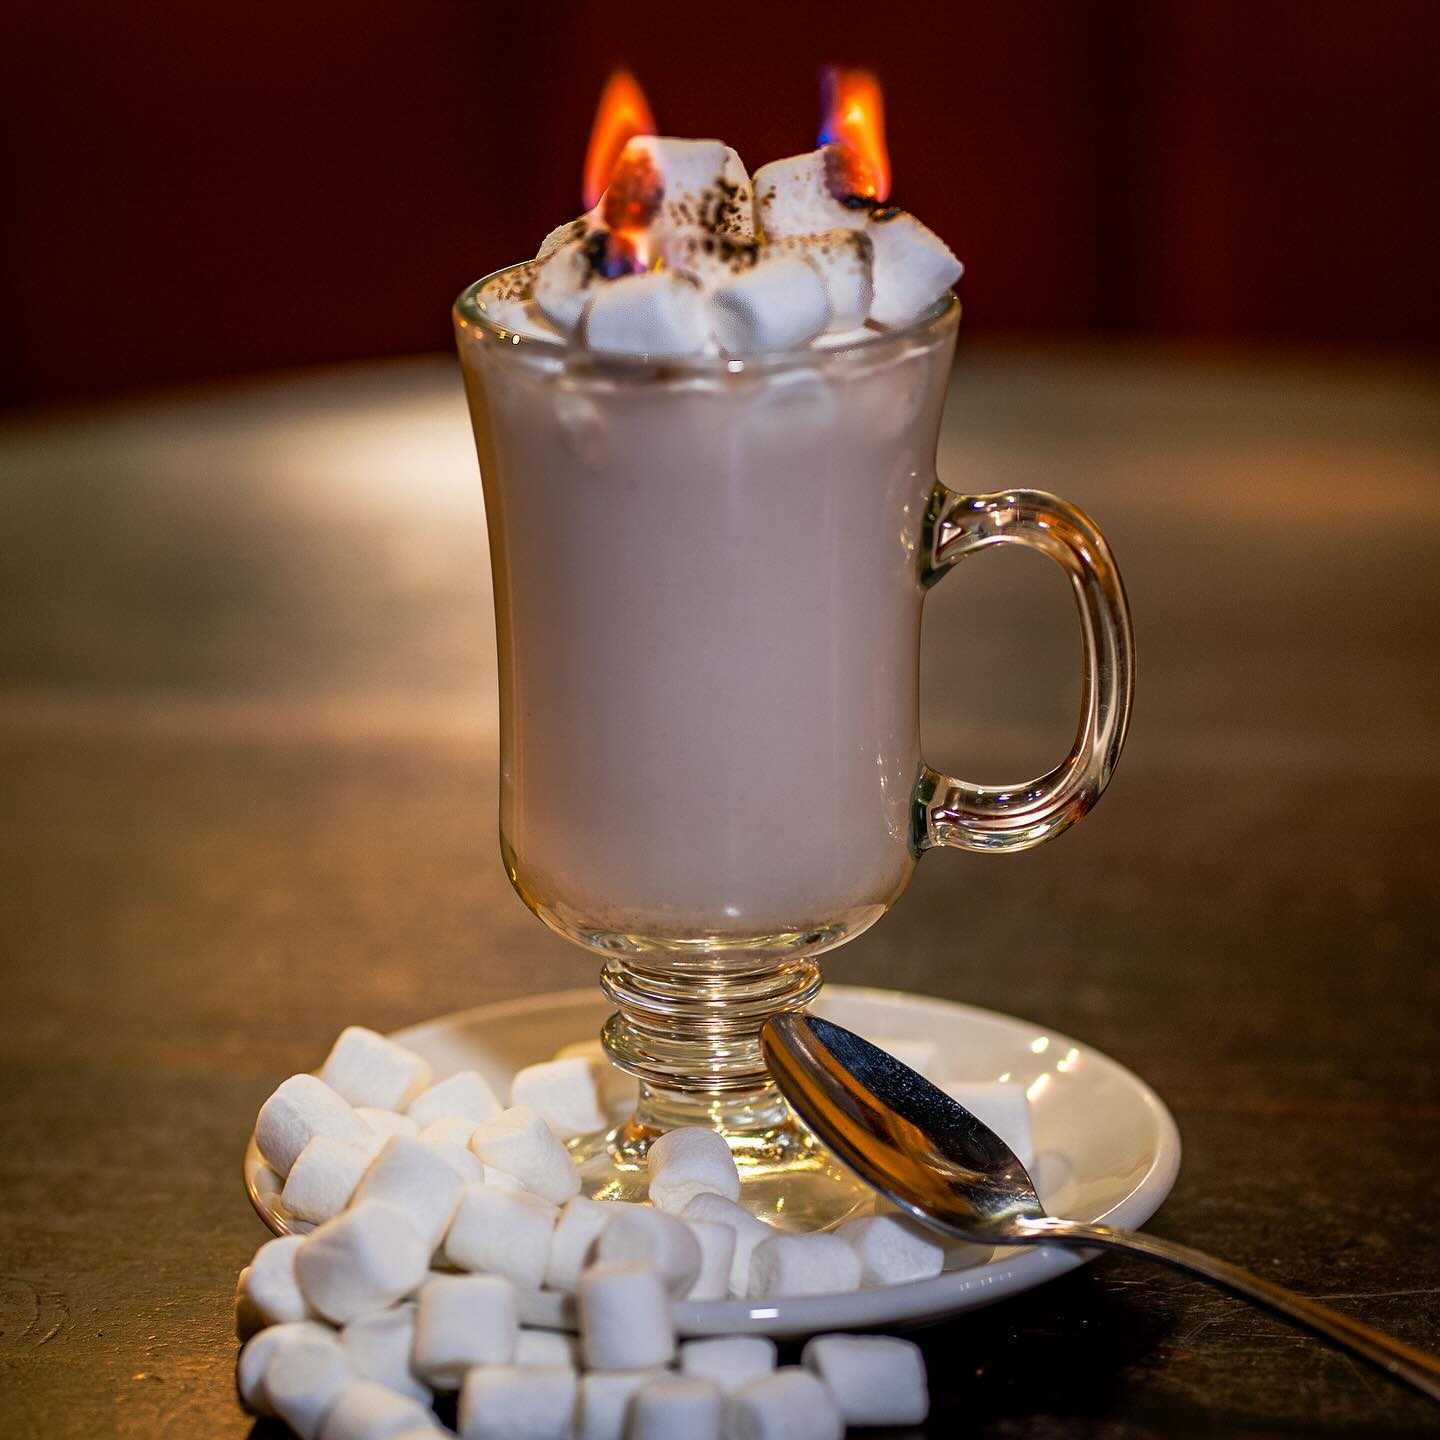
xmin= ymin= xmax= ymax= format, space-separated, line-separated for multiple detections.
xmin=583 ymin=70 xmax=657 ymax=211
xmin=818 ymin=67 xmax=891 ymax=203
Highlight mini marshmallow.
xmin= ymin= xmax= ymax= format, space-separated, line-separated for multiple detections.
xmin=802 ymin=1334 xmax=929 ymax=1426
xmin=709 ymin=254 xmax=830 ymax=354
xmin=257 ymin=1074 xmax=374 ymax=1177
xmin=513 ymin=1327 xmax=579 ymax=1368
xmin=316 ymin=1381 xmax=437 ymax=1440
xmin=351 ymin=1137 xmax=464 ymax=1252
xmin=469 ymin=1105 xmax=581 ymax=1204
xmin=866 ymin=208 xmax=963 ymax=328
xmin=553 ymin=1038 xmax=638 ymax=1113
xmin=869 ymin=1034 xmax=941 ymax=1079
xmin=443 ymin=1184 xmax=558 ymax=1288
xmin=679 ymin=1336 xmax=777 ymax=1394
xmin=684 ymin=1219 xmax=737 ymax=1300
xmin=509 ymin=1057 xmax=606 ymax=1140
xmin=532 ymin=239 xmax=595 ymax=336
xmin=263 ymin=1327 xmax=354 ymax=1440
xmin=339 ymin=1304 xmax=430 ymax=1405
xmin=357 ymin=1109 xmax=421 ymax=1142
xmin=412 ymin=1272 xmax=518 ymax=1387
xmin=405 ymin=1070 xmax=504 ymax=1130
xmin=598 ymin=137 xmax=752 ymax=239
xmin=243 ymin=1234 xmax=312 ymax=1326
xmin=725 ymin=1368 xmax=844 ymax=1440
xmin=682 ymin=1193 xmax=776 ymax=1298
xmin=575 ymin=1370 xmax=660 ymax=1440
xmin=318 ymin=1026 xmax=432 ymax=1112
xmin=577 ymin=1260 xmax=675 ymax=1370
xmin=459 ymin=1364 xmax=577 ymax=1440
xmin=236 ymin=1320 xmax=338 ymax=1416
xmin=629 ymin=1374 xmax=723 ymax=1440
xmin=585 ymin=273 xmax=709 ymax=358
xmin=282 ymin=1136 xmax=375 ymax=1224
xmin=477 ymin=262 xmax=565 ymax=344
xmin=941 ymin=1079 xmax=1035 ymax=1168
xmin=646 ymin=1127 xmax=741 ymax=1214
xmin=296 ymin=1202 xmax=431 ymax=1325
xmin=752 ymin=149 xmax=865 ymax=240
xmin=545 ymin=1195 xmax=626 ymax=1292
xmin=596 ymin=1206 xmax=701 ymax=1297
xmin=772 ymin=229 xmax=873 ymax=331
xmin=747 ymin=1233 xmax=861 ymax=1299
xmin=235 ymin=1266 xmax=264 ymax=1340
xmin=837 ymin=1213 xmax=946 ymax=1286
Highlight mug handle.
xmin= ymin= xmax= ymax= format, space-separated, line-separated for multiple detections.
xmin=915 ymin=486 xmax=1135 ymax=853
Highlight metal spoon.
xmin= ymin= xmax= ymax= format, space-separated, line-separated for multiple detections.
xmin=761 ymin=1012 xmax=1440 ymax=1405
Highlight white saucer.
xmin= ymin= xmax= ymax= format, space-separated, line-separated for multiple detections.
xmin=245 ymin=985 xmax=1180 ymax=1338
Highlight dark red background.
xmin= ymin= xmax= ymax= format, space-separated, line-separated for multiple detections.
xmin=2 ymin=0 xmax=1437 ymax=406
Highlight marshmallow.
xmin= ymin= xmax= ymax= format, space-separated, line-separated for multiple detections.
xmin=865 ymin=208 xmax=963 ymax=327
xmin=598 ymin=137 xmax=752 ymax=239
xmin=469 ymin=1105 xmax=581 ymax=1205
xmin=243 ymin=1234 xmax=312 ymax=1326
xmin=257 ymin=1074 xmax=374 ymax=1177
xmin=552 ymin=1038 xmax=638 ymax=1113
xmin=263 ymin=1327 xmax=354 ymax=1440
xmin=747 ymin=1234 xmax=862 ymax=1299
xmin=576 ymin=1370 xmax=660 ymax=1440
xmin=509 ymin=1057 xmax=606 ymax=1140
xmin=416 ymin=1116 xmax=477 ymax=1150
xmin=358 ymin=1109 xmax=421 ymax=1142
xmin=412 ymin=1273 xmax=518 ymax=1387
xmin=684 ymin=1219 xmax=737 ymax=1300
xmin=477 ymin=263 xmax=566 ymax=344
xmin=296 ymin=1203 xmax=431 ymax=1324
xmin=837 ymin=1213 xmax=946 ymax=1286
xmin=339 ymin=1304 xmax=430 ymax=1405
xmin=458 ymin=1365 xmax=577 ymax=1440
xmin=513 ymin=1327 xmax=579 ymax=1368
xmin=725 ymin=1368 xmax=844 ymax=1440
xmin=316 ymin=1382 xmax=437 ymax=1440
xmin=868 ymin=1034 xmax=941 ymax=1079
xmin=538 ymin=216 xmax=586 ymax=259
xmin=406 ymin=1070 xmax=504 ymax=1130
xmin=595 ymin=1206 xmax=701 ymax=1296
xmin=646 ymin=1127 xmax=741 ymax=1214
xmin=629 ymin=1374 xmax=723 ymax=1440
xmin=443 ymin=1184 xmax=558 ymax=1288
xmin=318 ymin=1026 xmax=433 ymax=1112
xmin=236 ymin=1320 xmax=338 ymax=1416
xmin=577 ymin=1261 xmax=675 ymax=1370
xmin=681 ymin=1194 xmax=776 ymax=1298
xmin=584 ymin=273 xmax=709 ymax=358
xmin=545 ymin=1195 xmax=625 ymax=1292
xmin=709 ymin=254 xmax=830 ymax=354
xmin=532 ymin=238 xmax=596 ymax=336
xmin=482 ymin=1162 xmax=525 ymax=1191
xmin=752 ymin=149 xmax=866 ymax=241
xmin=427 ymin=1141 xmax=487 ymax=1186
xmin=679 ymin=1336 xmax=777 ymax=1394
xmin=282 ymin=1136 xmax=375 ymax=1224
xmin=351 ymin=1138 xmax=464 ymax=1252
xmin=941 ymin=1079 xmax=1035 ymax=1168
xmin=772 ymin=230 xmax=873 ymax=331
xmin=235 ymin=1266 xmax=264 ymax=1340
xmin=802 ymin=1334 xmax=929 ymax=1426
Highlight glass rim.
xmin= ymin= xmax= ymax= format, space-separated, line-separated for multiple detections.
xmin=453 ymin=264 xmax=959 ymax=376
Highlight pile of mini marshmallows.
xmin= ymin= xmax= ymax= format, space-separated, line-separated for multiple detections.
xmin=477 ymin=137 xmax=964 ymax=358
xmin=238 ymin=1025 xmax=1033 ymax=1439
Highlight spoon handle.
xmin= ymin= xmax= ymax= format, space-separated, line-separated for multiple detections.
xmin=1025 ymin=1218 xmax=1440 ymax=1404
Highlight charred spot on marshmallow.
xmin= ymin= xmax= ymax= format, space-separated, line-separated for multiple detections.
xmin=601 ymin=149 xmax=664 ymax=233
xmin=583 ymin=229 xmax=643 ymax=280
xmin=869 ymin=205 xmax=904 ymax=223
xmin=823 ymin=144 xmax=882 ymax=211
xmin=703 ymin=178 xmax=751 ymax=236
xmin=700 ymin=234 xmax=761 ymax=271
xmin=490 ymin=261 xmax=539 ymax=303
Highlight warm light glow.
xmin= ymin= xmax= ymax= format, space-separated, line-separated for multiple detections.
xmin=818 ymin=67 xmax=891 ymax=203
xmin=583 ymin=69 xmax=657 ymax=211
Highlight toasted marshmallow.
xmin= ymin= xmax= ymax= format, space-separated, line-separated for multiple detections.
xmin=866 ymin=209 xmax=963 ymax=327
xmin=477 ymin=263 xmax=565 ymax=343
xmin=585 ymin=273 xmax=709 ymax=358
xmin=594 ymin=137 xmax=752 ymax=240
xmin=753 ymin=148 xmax=870 ymax=240
xmin=538 ymin=216 xmax=587 ymax=259
xmin=709 ymin=254 xmax=830 ymax=355
xmin=532 ymin=238 xmax=597 ymax=336
xmin=774 ymin=230 xmax=874 ymax=331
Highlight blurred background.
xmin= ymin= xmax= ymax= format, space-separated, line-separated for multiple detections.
xmin=2 ymin=0 xmax=1438 ymax=407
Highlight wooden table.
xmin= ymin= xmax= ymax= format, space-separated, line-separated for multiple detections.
xmin=2 ymin=346 xmax=1437 ymax=1437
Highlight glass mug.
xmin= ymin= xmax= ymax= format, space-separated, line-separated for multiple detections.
xmin=455 ymin=273 xmax=1133 ymax=1215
